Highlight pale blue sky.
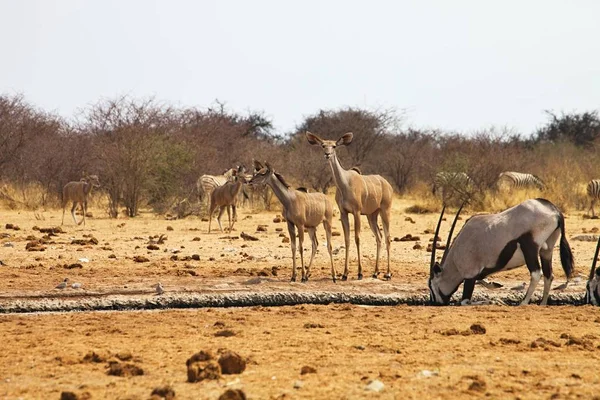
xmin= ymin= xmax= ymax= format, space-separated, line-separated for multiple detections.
xmin=1 ymin=0 xmax=599 ymax=135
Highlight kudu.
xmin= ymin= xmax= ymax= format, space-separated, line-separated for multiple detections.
xmin=250 ymin=160 xmax=336 ymax=282
xmin=208 ymin=166 xmax=247 ymax=233
xmin=306 ymin=132 xmax=394 ymax=280
xmin=61 ymin=175 xmax=101 ymax=226
xmin=428 ymin=198 xmax=574 ymax=305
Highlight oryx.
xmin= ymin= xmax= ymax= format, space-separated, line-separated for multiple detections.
xmin=428 ymin=198 xmax=574 ymax=305
xmin=586 ymin=234 xmax=600 ymax=305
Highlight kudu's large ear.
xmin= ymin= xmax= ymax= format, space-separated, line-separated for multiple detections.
xmin=253 ymin=159 xmax=264 ymax=171
xmin=336 ymin=132 xmax=353 ymax=146
xmin=265 ymin=162 xmax=273 ymax=172
xmin=306 ymin=131 xmax=323 ymax=145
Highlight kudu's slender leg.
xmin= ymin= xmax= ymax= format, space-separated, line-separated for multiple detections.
xmin=323 ymin=219 xmax=336 ymax=282
xmin=367 ymin=211 xmax=381 ymax=278
xmin=340 ymin=210 xmax=351 ymax=281
xmin=287 ymin=221 xmax=298 ymax=282
xmin=353 ymin=212 xmax=363 ymax=280
xmin=297 ymin=224 xmax=306 ymax=282
xmin=217 ymin=206 xmax=226 ymax=232
xmin=226 ymin=206 xmax=231 ymax=232
xmin=71 ymin=202 xmax=78 ymax=225
xmin=305 ymin=227 xmax=318 ymax=281
xmin=380 ymin=206 xmax=392 ymax=280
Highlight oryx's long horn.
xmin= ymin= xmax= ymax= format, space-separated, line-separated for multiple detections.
xmin=590 ymin=233 xmax=600 ymax=280
xmin=430 ymin=205 xmax=446 ymax=274
xmin=441 ymin=201 xmax=466 ymax=265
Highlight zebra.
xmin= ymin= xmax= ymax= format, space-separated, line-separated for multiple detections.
xmin=497 ymin=171 xmax=545 ymax=191
xmin=432 ymin=172 xmax=473 ymax=203
xmin=586 ymin=179 xmax=600 ymax=217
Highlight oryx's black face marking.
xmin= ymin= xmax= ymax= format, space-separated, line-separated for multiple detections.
xmin=428 ymin=262 xmax=460 ymax=305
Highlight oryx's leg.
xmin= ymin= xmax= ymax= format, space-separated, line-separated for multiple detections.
xmin=340 ymin=210 xmax=351 ymax=281
xmin=367 ymin=211 xmax=382 ymax=279
xmin=323 ymin=219 xmax=337 ymax=282
xmin=380 ymin=206 xmax=392 ymax=280
xmin=305 ymin=227 xmax=318 ymax=282
xmin=540 ymin=229 xmax=560 ymax=305
xmin=287 ymin=221 xmax=298 ymax=282
xmin=461 ymin=278 xmax=476 ymax=305
xmin=71 ymin=202 xmax=78 ymax=225
xmin=519 ymin=233 xmax=542 ymax=305
xmin=298 ymin=224 xmax=306 ymax=282
xmin=353 ymin=212 xmax=363 ymax=280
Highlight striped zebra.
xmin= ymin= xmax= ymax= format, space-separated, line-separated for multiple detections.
xmin=432 ymin=172 xmax=473 ymax=202
xmin=586 ymin=179 xmax=600 ymax=217
xmin=197 ymin=168 xmax=236 ymax=205
xmin=497 ymin=171 xmax=545 ymax=191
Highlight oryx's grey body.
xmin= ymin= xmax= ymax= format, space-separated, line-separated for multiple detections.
xmin=429 ymin=198 xmax=574 ymax=305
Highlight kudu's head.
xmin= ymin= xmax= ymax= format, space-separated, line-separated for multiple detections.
xmin=84 ymin=174 xmax=101 ymax=188
xmin=233 ymin=165 xmax=248 ymax=184
xmin=249 ymin=160 xmax=272 ymax=186
xmin=586 ymin=234 xmax=600 ymax=305
xmin=428 ymin=202 xmax=465 ymax=305
xmin=306 ymin=131 xmax=353 ymax=160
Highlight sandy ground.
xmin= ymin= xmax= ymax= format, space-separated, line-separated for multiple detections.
xmin=1 ymin=198 xmax=600 ymax=399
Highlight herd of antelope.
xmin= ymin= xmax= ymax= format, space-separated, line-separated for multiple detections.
xmin=60 ymin=132 xmax=600 ymax=306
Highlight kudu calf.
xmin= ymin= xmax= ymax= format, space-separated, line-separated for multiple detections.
xmin=208 ymin=166 xmax=247 ymax=233
xmin=61 ymin=175 xmax=101 ymax=226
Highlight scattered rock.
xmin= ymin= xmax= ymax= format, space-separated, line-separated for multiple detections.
xmin=218 ymin=351 xmax=246 ymax=374
xmin=240 ymin=232 xmax=259 ymax=241
xmin=108 ymin=254 xmax=116 ymax=259
xmin=273 ymin=217 xmax=283 ymax=223
xmin=25 ymin=240 xmax=46 ymax=252
xmin=192 ymin=237 xmax=201 ymax=241
xmin=5 ymin=223 xmax=20 ymax=231
xmin=106 ymin=361 xmax=144 ymax=377
xmin=282 ymin=237 xmax=290 ymax=243
xmin=186 ymin=351 xmax=221 ymax=382
xmin=256 ymin=225 xmax=268 ymax=232
xmin=151 ymin=385 xmax=175 ymax=400
xmin=133 ymin=256 xmax=150 ymax=263
xmin=275 ymin=227 xmax=283 ymax=232
xmin=82 ymin=351 xmax=106 ymax=363
xmin=395 ymin=234 xmax=420 ymax=242
xmin=571 ymin=234 xmax=599 ymax=242
xmin=413 ymin=243 xmax=422 ymax=250
xmin=304 ymin=323 xmax=325 ymax=329
xmin=64 ymin=263 xmax=83 ymax=270
xmin=301 ymin=366 xmax=317 ymax=375
xmin=404 ymin=216 xmax=416 ymax=223
xmin=499 ymin=338 xmax=521 ymax=345
xmin=332 ymin=231 xmax=341 ymax=236
xmin=470 ymin=324 xmax=486 ymax=335
xmin=530 ymin=337 xmax=562 ymax=349
xmin=71 ymin=237 xmax=98 ymax=245
xmin=166 ymin=226 xmax=174 ymax=231
xmin=218 ymin=389 xmax=247 ymax=400
xmin=365 ymin=379 xmax=385 ymax=392
xmin=215 ymin=329 xmax=236 ymax=337
xmin=191 ymin=254 xmax=200 ymax=261
xmin=147 ymin=244 xmax=159 ymax=250
xmin=426 ymin=242 xmax=445 ymax=252
xmin=60 ymin=392 xmax=91 ymax=400
xmin=466 ymin=376 xmax=487 ymax=393
xmin=293 ymin=380 xmax=304 ymax=389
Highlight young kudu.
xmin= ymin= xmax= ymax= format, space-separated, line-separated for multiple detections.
xmin=250 ymin=161 xmax=336 ymax=282
xmin=306 ymin=132 xmax=394 ymax=280
xmin=429 ymin=198 xmax=574 ymax=305
xmin=208 ymin=166 xmax=247 ymax=233
xmin=61 ymin=175 xmax=101 ymax=226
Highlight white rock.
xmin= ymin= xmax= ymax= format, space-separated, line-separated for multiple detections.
xmin=293 ymin=380 xmax=304 ymax=389
xmin=365 ymin=379 xmax=385 ymax=392
xmin=418 ymin=370 xmax=439 ymax=378
xmin=78 ymin=258 xmax=89 ymax=263
xmin=3 ymin=242 xmax=14 ymax=247
xmin=71 ymin=282 xmax=82 ymax=289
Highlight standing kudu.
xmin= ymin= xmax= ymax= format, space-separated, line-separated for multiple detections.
xmin=208 ymin=166 xmax=247 ymax=233
xmin=61 ymin=175 xmax=101 ymax=226
xmin=250 ymin=160 xmax=336 ymax=282
xmin=306 ymin=132 xmax=394 ymax=280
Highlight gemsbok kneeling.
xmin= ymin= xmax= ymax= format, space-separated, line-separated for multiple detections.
xmin=249 ymin=161 xmax=336 ymax=282
xmin=585 ymin=234 xmax=600 ymax=306
xmin=428 ymin=198 xmax=574 ymax=305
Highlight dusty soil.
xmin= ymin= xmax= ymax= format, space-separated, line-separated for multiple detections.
xmin=1 ymin=198 xmax=600 ymax=399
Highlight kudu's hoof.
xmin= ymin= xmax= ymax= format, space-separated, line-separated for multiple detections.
xmin=357 ymin=273 xmax=363 ymax=280
xmin=372 ymin=272 xmax=380 ymax=279
xmin=301 ymin=277 xmax=308 ymax=283
xmin=291 ymin=277 xmax=296 ymax=282
xmin=332 ymin=277 xmax=337 ymax=283
xmin=384 ymin=273 xmax=392 ymax=281
xmin=341 ymin=275 xmax=348 ymax=281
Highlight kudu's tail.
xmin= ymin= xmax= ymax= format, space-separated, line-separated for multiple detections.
xmin=558 ymin=212 xmax=574 ymax=280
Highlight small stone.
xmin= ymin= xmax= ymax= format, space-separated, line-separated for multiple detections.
xmin=218 ymin=389 xmax=247 ymax=400
xmin=282 ymin=237 xmax=290 ymax=243
xmin=133 ymin=255 xmax=149 ymax=263
xmin=151 ymin=385 xmax=176 ymax=399
xmin=192 ymin=237 xmax=201 ymax=241
xmin=470 ymin=324 xmax=486 ymax=335
xmin=365 ymin=379 xmax=385 ymax=392
xmin=191 ymin=254 xmax=200 ymax=261
xmin=166 ymin=226 xmax=174 ymax=231
xmin=147 ymin=244 xmax=159 ymax=250
xmin=256 ymin=225 xmax=268 ymax=232
xmin=293 ymin=380 xmax=304 ymax=389
xmin=300 ymin=366 xmax=316 ymax=375
xmin=218 ymin=351 xmax=246 ymax=374
xmin=187 ymin=360 xmax=221 ymax=382
xmin=106 ymin=361 xmax=144 ymax=377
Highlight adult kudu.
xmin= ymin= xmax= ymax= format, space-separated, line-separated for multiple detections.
xmin=306 ymin=131 xmax=394 ymax=280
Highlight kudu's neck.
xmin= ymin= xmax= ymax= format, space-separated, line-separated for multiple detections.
xmin=328 ymin=153 xmax=349 ymax=189
xmin=266 ymin=174 xmax=295 ymax=208
xmin=83 ymin=181 xmax=93 ymax=196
